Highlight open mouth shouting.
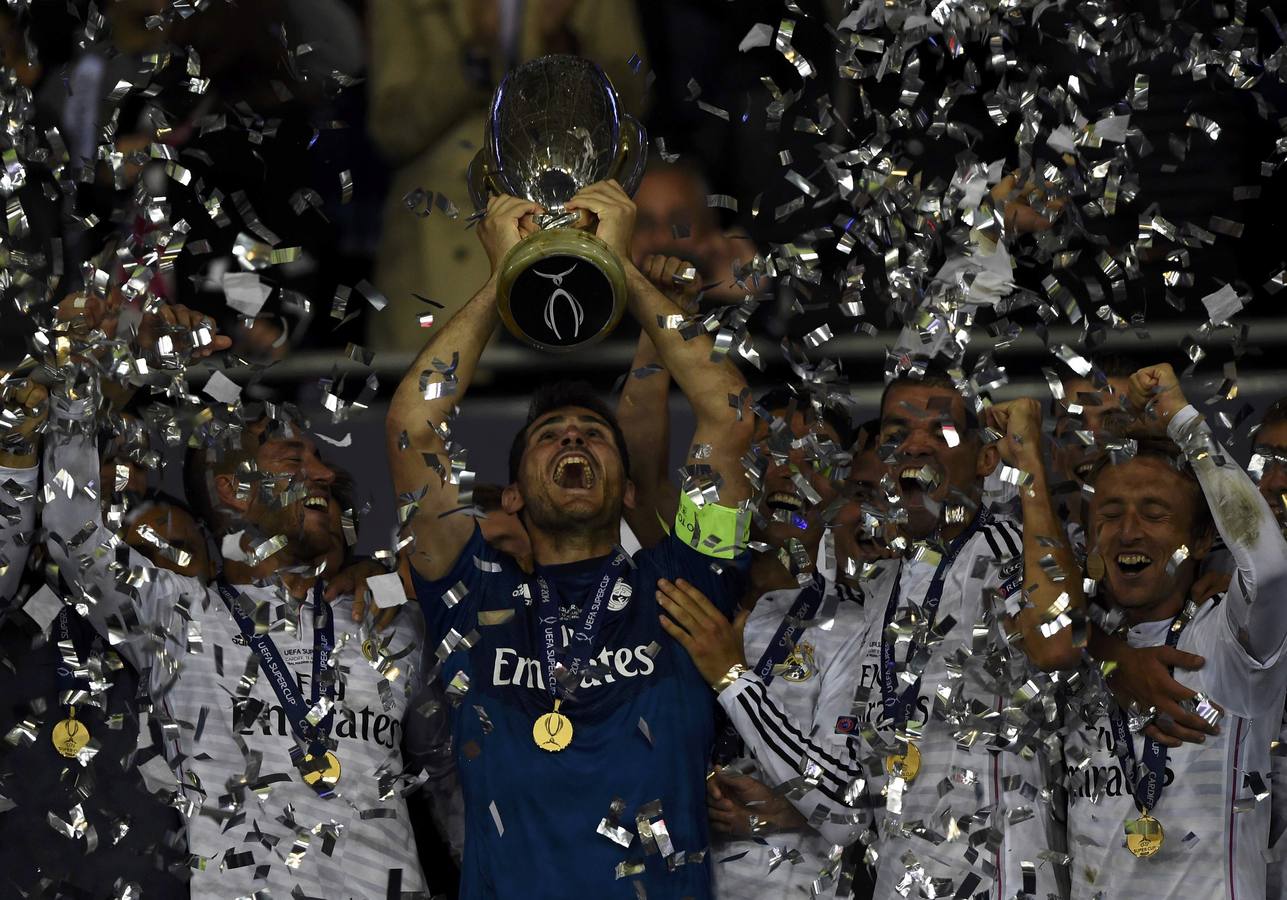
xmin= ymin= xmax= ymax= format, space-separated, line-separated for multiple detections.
xmin=552 ymin=452 xmax=597 ymax=490
xmin=1073 ymin=460 xmax=1096 ymax=482
xmin=766 ymin=491 xmax=803 ymax=512
xmin=897 ymin=464 xmax=940 ymax=503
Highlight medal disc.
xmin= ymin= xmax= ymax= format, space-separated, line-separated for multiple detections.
xmin=51 ymin=717 xmax=90 ymax=759
xmin=1087 ymin=552 xmax=1106 ymax=581
xmin=1125 ymin=814 xmax=1164 ymax=858
xmin=533 ymin=710 xmax=574 ymax=752
xmin=300 ymin=750 xmax=342 ymax=788
xmin=885 ymin=743 xmax=922 ymax=782
xmin=361 ymin=638 xmax=377 ymax=661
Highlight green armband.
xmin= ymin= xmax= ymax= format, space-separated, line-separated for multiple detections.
xmin=674 ymin=491 xmax=749 ymax=559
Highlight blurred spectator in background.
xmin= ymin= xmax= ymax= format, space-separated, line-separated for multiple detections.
xmin=365 ymin=0 xmax=647 ymax=352
xmin=632 ymin=159 xmax=762 ymax=304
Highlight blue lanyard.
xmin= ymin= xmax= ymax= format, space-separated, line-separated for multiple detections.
xmin=879 ymin=509 xmax=991 ymax=726
xmin=752 ymin=572 xmax=827 ymax=685
xmin=534 ymin=552 xmax=631 ymax=702
xmin=215 ymin=575 xmax=335 ymax=757
xmin=53 ymin=605 xmax=94 ymax=699
xmin=712 ymin=574 xmax=827 ymax=766
xmin=1106 ymin=612 xmax=1188 ymax=814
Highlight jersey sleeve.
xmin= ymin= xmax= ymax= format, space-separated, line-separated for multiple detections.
xmin=716 ymin=670 xmax=870 ymax=848
xmin=640 ymin=529 xmax=749 ymax=618
xmin=0 ymin=462 xmax=38 ymax=604
xmin=409 ymin=523 xmax=523 ymax=647
xmin=42 ymin=389 xmax=197 ymax=666
xmin=1169 ymin=405 xmax=1287 ymax=666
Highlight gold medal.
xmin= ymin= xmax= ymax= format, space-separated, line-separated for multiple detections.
xmin=532 ymin=699 xmax=573 ymax=752
xmin=1087 ymin=551 xmax=1106 ymax=581
xmin=361 ymin=638 xmax=377 ymax=661
xmin=885 ymin=743 xmax=921 ymax=782
xmin=1125 ymin=813 xmax=1164 ymax=858
xmin=300 ymin=750 xmax=342 ymax=788
xmin=51 ymin=707 xmax=89 ymax=759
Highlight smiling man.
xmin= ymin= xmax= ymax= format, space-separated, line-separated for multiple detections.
xmin=388 ymin=181 xmax=753 ymax=899
xmin=1047 ymin=365 xmax=1287 ymax=899
xmin=44 ymin=373 xmax=429 ymax=898
xmin=841 ymin=365 xmax=1070 ymax=899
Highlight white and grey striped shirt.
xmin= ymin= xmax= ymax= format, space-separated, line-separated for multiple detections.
xmin=44 ymin=400 xmax=430 ymax=899
xmin=850 ymin=514 xmax=1068 ymax=900
xmin=714 ymin=559 xmax=897 ymax=899
xmin=1065 ymin=406 xmax=1287 ymax=900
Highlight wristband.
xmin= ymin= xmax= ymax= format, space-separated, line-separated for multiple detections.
xmin=713 ymin=663 xmax=747 ymax=694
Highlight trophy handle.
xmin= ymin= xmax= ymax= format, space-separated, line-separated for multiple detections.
xmin=610 ymin=115 xmax=649 ymax=197
xmin=467 ymin=149 xmax=497 ymax=211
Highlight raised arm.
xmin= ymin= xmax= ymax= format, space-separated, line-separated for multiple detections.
xmin=567 ymin=182 xmax=754 ymax=508
xmin=990 ymin=399 xmax=1085 ymax=671
xmin=616 ymin=329 xmax=673 ymax=548
xmin=616 ymin=256 xmax=704 ymax=547
xmin=387 ymin=195 xmax=542 ymax=581
xmin=1135 ymin=364 xmax=1287 ymax=663
xmin=0 ymin=379 xmax=45 ymax=602
xmin=42 ymin=373 xmax=194 ymax=663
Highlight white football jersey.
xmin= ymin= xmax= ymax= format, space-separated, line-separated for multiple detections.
xmin=45 ymin=400 xmax=431 ymax=899
xmin=714 ymin=559 xmax=896 ymax=899
xmin=1064 ymin=405 xmax=1287 ymax=900
xmin=848 ymin=515 xmax=1068 ymax=899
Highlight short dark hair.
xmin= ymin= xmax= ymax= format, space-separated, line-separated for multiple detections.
xmin=472 ymin=483 xmax=506 ymax=512
xmin=852 ymin=418 xmax=881 ymax=454
xmin=879 ymin=365 xmax=980 ymax=431
xmin=508 ymin=381 xmax=631 ymax=484
xmin=1086 ymin=439 xmax=1214 ymax=538
xmin=754 ymin=386 xmax=854 ymax=447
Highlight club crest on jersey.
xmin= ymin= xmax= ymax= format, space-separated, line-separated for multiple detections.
xmin=607 ymin=579 xmax=633 ymax=612
xmin=779 ymin=641 xmax=816 ymax=682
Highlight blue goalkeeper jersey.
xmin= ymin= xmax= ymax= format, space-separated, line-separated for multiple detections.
xmin=412 ymin=525 xmax=748 ymax=900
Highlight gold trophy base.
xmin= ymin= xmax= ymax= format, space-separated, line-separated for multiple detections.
xmin=496 ymin=228 xmax=628 ymax=353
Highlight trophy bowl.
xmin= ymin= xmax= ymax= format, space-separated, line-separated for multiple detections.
xmin=468 ymin=55 xmax=647 ymax=352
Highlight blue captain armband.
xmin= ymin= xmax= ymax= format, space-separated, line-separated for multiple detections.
xmin=674 ymin=491 xmax=749 ymax=559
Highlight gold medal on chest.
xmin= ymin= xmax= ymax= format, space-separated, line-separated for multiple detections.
xmin=1125 ymin=813 xmax=1164 ymax=858
xmin=533 ymin=699 xmax=573 ymax=752
xmin=51 ymin=707 xmax=90 ymax=759
xmin=300 ymin=750 xmax=342 ymax=788
xmin=885 ymin=742 xmax=922 ymax=782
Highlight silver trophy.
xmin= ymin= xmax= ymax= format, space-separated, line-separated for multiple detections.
xmin=468 ymin=55 xmax=647 ymax=352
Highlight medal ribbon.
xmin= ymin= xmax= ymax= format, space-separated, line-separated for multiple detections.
xmin=53 ymin=605 xmax=95 ymax=700
xmin=713 ymin=572 xmax=827 ymax=764
xmin=879 ymin=508 xmax=991 ymax=727
xmin=751 ymin=572 xmax=827 ymax=683
xmin=1106 ymin=611 xmax=1190 ymax=815
xmin=533 ymin=551 xmax=631 ymax=702
xmin=215 ymin=575 xmax=335 ymax=758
